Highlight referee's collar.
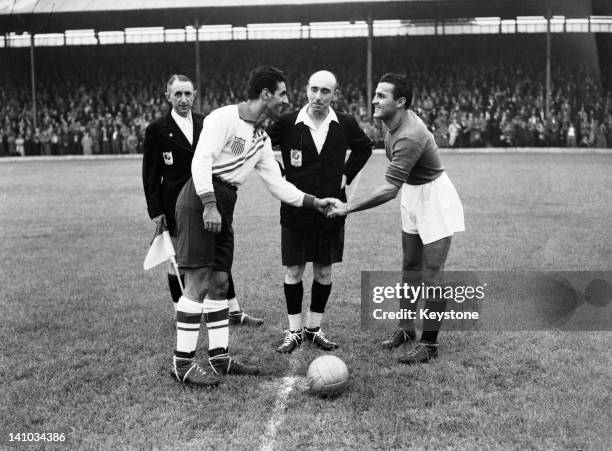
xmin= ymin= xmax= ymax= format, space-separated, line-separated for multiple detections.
xmin=295 ymin=105 xmax=338 ymax=128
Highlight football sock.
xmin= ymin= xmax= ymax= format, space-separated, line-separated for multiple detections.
xmin=420 ymin=291 xmax=448 ymax=344
xmin=228 ymin=298 xmax=240 ymax=313
xmin=288 ymin=314 xmax=302 ymax=332
xmin=400 ymin=271 xmax=420 ymax=331
xmin=203 ymin=297 xmax=229 ymax=352
xmin=168 ymin=273 xmax=184 ymax=303
xmin=310 ymin=280 xmax=331 ymax=314
xmin=306 ymin=312 xmax=323 ymax=330
xmin=227 ymin=274 xmax=240 ymax=313
xmin=175 ymin=296 xmax=203 ymax=355
xmin=284 ymin=281 xmax=303 ymax=330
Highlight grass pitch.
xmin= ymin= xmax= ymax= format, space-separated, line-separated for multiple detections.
xmin=1 ymin=154 xmax=611 ymax=450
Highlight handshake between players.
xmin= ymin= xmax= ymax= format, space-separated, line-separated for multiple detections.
xmin=314 ymin=198 xmax=348 ymax=219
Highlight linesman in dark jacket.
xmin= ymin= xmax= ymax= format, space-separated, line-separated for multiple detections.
xmin=143 ymin=74 xmax=262 ymax=326
xmin=267 ymin=70 xmax=372 ymax=353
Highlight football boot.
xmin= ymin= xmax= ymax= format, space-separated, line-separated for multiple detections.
xmin=276 ymin=330 xmax=303 ymax=354
xmin=380 ymin=328 xmax=416 ymax=350
xmin=303 ymin=327 xmax=338 ymax=351
xmin=208 ymin=353 xmax=260 ymax=376
xmin=171 ymin=356 xmax=221 ymax=387
xmin=398 ymin=342 xmax=439 ymax=365
xmin=229 ymin=310 xmax=264 ymax=327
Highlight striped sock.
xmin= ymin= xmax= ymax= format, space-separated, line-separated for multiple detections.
xmin=227 ymin=275 xmax=240 ymax=313
xmin=228 ymin=297 xmax=240 ymax=313
xmin=203 ymin=297 xmax=229 ymax=352
xmin=175 ymin=296 xmax=203 ymax=355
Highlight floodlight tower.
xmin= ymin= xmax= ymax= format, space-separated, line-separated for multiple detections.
xmin=546 ymin=0 xmax=552 ymax=121
xmin=30 ymin=33 xmax=37 ymax=132
xmin=367 ymin=12 xmax=373 ymax=120
xmin=195 ymin=20 xmax=201 ymax=112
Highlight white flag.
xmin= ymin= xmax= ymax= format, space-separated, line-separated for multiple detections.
xmin=143 ymin=226 xmax=175 ymax=270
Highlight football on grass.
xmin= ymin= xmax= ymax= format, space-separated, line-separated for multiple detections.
xmin=306 ymin=355 xmax=349 ymax=396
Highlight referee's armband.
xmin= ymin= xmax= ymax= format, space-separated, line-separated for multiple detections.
xmin=302 ymin=194 xmax=315 ymax=209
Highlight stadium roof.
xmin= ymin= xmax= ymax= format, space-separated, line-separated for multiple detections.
xmin=2 ymin=0 xmax=409 ymax=14
xmin=1 ymin=0 xmax=609 ymax=34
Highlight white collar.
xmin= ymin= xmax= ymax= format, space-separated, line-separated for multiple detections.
xmin=171 ymin=109 xmax=192 ymax=124
xmin=295 ymin=105 xmax=338 ymax=129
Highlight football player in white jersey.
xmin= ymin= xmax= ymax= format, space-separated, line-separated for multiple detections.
xmin=170 ymin=66 xmax=334 ymax=386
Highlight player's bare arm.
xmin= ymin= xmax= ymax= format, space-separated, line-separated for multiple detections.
xmin=327 ymin=180 xmax=399 ymax=217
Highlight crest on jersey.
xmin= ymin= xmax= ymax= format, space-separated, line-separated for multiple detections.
xmin=162 ymin=151 xmax=173 ymax=165
xmin=231 ymin=137 xmax=246 ymax=155
xmin=290 ymin=149 xmax=302 ymax=167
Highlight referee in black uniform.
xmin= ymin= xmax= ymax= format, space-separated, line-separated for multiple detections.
xmin=267 ymin=70 xmax=372 ymax=353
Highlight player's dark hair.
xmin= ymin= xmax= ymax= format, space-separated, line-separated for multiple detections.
xmin=166 ymin=74 xmax=194 ymax=92
xmin=378 ymin=73 xmax=412 ymax=109
xmin=247 ymin=66 xmax=287 ymax=100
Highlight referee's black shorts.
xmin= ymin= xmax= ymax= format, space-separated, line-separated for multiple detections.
xmin=281 ymin=226 xmax=344 ymax=266
xmin=175 ymin=177 xmax=236 ymax=272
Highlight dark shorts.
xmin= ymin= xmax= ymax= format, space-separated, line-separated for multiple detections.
xmin=175 ymin=177 xmax=237 ymax=272
xmin=281 ymin=226 xmax=344 ymax=266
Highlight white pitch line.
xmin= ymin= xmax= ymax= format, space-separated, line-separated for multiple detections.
xmin=259 ymin=355 xmax=302 ymax=451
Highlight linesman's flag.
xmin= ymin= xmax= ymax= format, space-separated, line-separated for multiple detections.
xmin=143 ymin=222 xmax=175 ymax=270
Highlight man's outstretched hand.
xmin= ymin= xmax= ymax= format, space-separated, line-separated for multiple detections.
xmin=325 ymin=199 xmax=348 ymax=218
xmin=313 ymin=197 xmax=336 ymax=215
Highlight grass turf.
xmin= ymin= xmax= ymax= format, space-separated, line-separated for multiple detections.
xmin=1 ymin=154 xmax=611 ymax=449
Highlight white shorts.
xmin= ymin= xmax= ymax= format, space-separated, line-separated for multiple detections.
xmin=400 ymin=172 xmax=465 ymax=244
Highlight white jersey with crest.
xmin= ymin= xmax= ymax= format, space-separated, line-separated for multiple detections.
xmin=191 ymin=104 xmax=305 ymax=207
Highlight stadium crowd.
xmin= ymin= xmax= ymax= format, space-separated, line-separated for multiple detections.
xmin=2 ymin=36 xmax=611 ymax=156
